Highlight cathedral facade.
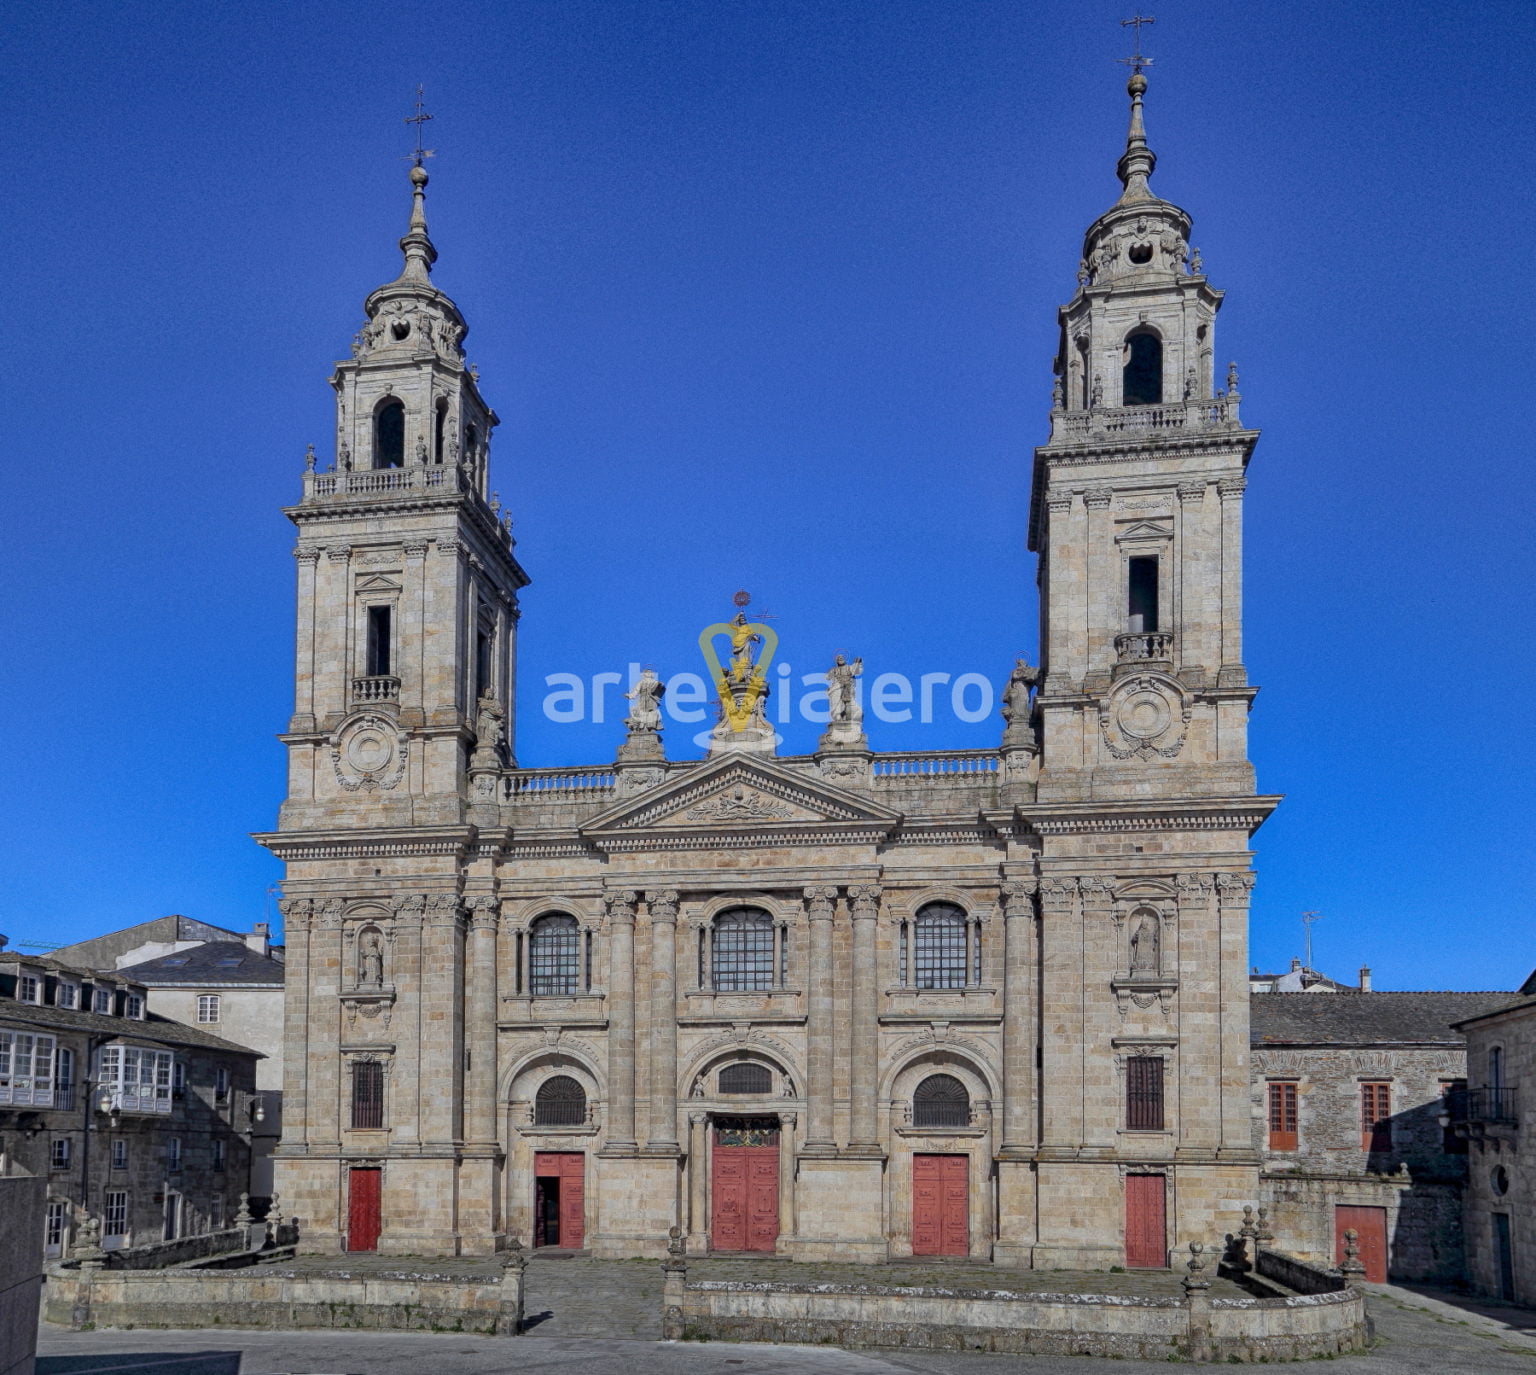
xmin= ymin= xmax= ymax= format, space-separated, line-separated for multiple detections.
xmin=261 ymin=73 xmax=1276 ymax=1266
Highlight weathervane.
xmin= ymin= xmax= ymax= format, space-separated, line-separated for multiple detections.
xmin=1118 ymin=13 xmax=1155 ymax=74
xmin=405 ymin=84 xmax=436 ymax=167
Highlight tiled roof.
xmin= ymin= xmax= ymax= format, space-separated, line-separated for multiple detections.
xmin=0 ymin=1001 xmax=262 ymax=1057
xmin=1251 ymin=991 xmax=1515 ymax=1047
xmin=116 ymin=942 xmax=285 ymax=987
xmin=1451 ymin=993 xmax=1536 ymax=1030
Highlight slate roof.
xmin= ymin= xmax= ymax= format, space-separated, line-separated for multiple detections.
xmin=1451 ymin=992 xmax=1536 ymax=1030
xmin=1251 ymin=991 xmax=1516 ymax=1048
xmin=116 ymin=941 xmax=285 ymax=987
xmin=0 ymin=1000 xmax=262 ymax=1057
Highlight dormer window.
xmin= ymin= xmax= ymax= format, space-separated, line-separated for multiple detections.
xmin=17 ymin=976 xmax=39 ymax=1003
xmin=93 ymin=988 xmax=113 ymax=1015
xmin=374 ymin=398 xmax=406 ymax=469
xmin=1122 ymin=329 xmax=1163 ymax=406
xmin=56 ymin=982 xmax=78 ymax=1010
xmin=124 ymin=994 xmax=143 ymax=1019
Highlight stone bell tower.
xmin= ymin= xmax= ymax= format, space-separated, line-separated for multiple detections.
xmin=277 ymin=160 xmax=528 ymax=830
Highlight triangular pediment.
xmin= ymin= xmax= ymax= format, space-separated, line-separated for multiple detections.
xmin=1115 ymin=519 xmax=1172 ymax=541
xmin=582 ymin=755 xmax=900 ymax=836
xmin=355 ymin=574 xmax=402 ymax=592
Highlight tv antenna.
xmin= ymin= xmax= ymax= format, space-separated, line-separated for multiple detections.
xmin=1301 ymin=910 xmax=1323 ymax=971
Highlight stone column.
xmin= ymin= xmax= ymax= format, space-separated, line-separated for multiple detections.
xmin=802 ymin=887 xmax=838 ymax=1152
xmin=464 ymin=897 xmax=500 ymax=1145
xmin=276 ymin=899 xmax=312 ymax=1150
xmin=687 ymin=1112 xmax=709 ymax=1250
xmin=776 ymin=1111 xmax=798 ymax=1244
xmin=603 ymin=890 xmax=639 ymax=1152
xmin=999 ymin=879 xmax=1038 ymax=1152
xmin=1217 ymin=478 xmax=1246 ymax=684
xmin=1215 ymin=871 xmax=1256 ymax=1156
xmin=647 ymin=889 xmax=681 ymax=1150
xmin=847 ymin=884 xmax=882 ymax=1151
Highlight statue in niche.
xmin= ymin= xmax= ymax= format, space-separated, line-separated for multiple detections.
xmin=476 ymin=691 xmax=506 ymax=754
xmin=359 ymin=930 xmax=384 ymax=986
xmin=624 ymin=668 xmax=666 ymax=733
xmin=826 ymin=654 xmax=863 ymax=724
xmin=1129 ymin=912 xmax=1160 ymax=974
xmin=1000 ymin=657 xmax=1040 ymax=727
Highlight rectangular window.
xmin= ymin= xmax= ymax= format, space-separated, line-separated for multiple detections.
xmin=104 ymin=1190 xmax=129 ymax=1239
xmin=18 ymin=975 xmax=38 ymax=1003
xmin=197 ymin=994 xmax=221 ymax=1024
xmin=45 ymin=1199 xmax=69 ymax=1254
xmin=173 ymin=1061 xmax=186 ymax=1097
xmin=1127 ymin=556 xmax=1159 ymax=633
xmin=215 ymin=1066 xmax=231 ymax=1101
xmin=111 ymin=1139 xmax=128 ymax=1170
xmin=210 ymin=1194 xmax=225 ymax=1228
xmin=1361 ymin=1081 xmax=1392 ymax=1151
xmin=1267 ymin=1081 xmax=1299 ymax=1151
xmin=351 ymin=1060 xmax=384 ymax=1129
xmin=212 ymin=1139 xmax=226 ymax=1173
xmin=1441 ymin=1079 xmax=1468 ymax=1155
xmin=1126 ymin=1056 xmax=1165 ymax=1131
xmin=168 ymin=1138 xmax=183 ymax=1173
xmin=94 ymin=988 xmax=113 ymax=1014
xmin=475 ymin=626 xmax=493 ymax=699
xmin=56 ymin=982 xmax=78 ymax=1009
xmin=366 ymin=605 xmax=392 ymax=677
xmin=0 ymin=1031 xmax=56 ymax=1106
xmin=56 ymin=1046 xmax=74 ymax=1092
xmin=50 ymin=1137 xmax=72 ymax=1170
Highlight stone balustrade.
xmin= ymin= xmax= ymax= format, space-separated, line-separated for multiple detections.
xmin=872 ymin=751 xmax=1000 ymax=780
xmin=1049 ymin=394 xmax=1241 ymax=443
xmin=350 ymin=675 xmax=400 ymax=703
xmin=302 ymin=465 xmax=463 ymax=501
xmin=1114 ymin=631 xmax=1174 ymax=663
xmin=505 ymin=768 xmax=618 ymax=797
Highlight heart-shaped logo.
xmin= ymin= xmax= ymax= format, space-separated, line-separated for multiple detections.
xmin=698 ymin=618 xmax=779 ymax=731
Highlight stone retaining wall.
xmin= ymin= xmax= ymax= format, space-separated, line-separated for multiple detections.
xmin=44 ymin=1263 xmax=524 ymax=1336
xmin=663 ymin=1271 xmax=1367 ymax=1362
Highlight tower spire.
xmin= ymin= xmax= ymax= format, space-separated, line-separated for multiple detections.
xmin=1115 ymin=70 xmax=1157 ymax=205
xmin=397 ymin=86 xmax=438 ymax=283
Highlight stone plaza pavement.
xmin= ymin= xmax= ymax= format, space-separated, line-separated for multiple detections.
xmin=36 ymin=1258 xmax=1536 ymax=1374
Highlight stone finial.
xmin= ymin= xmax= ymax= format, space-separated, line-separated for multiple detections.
xmin=1226 ymin=360 xmax=1240 ymax=395
xmin=235 ymin=1192 xmax=252 ymax=1227
xmin=1339 ymin=1228 xmax=1367 ymax=1279
xmin=1240 ymin=1204 xmax=1258 ymax=1240
xmin=1115 ymin=69 xmax=1157 ymax=204
xmin=502 ymin=1237 xmax=528 ymax=1272
xmin=1182 ymin=1240 xmax=1211 ymax=1293
xmin=303 ymin=443 xmax=316 ymax=472
xmin=1190 ymin=246 xmax=1203 ymax=273
xmin=663 ymin=1224 xmax=688 ymax=1274
xmin=268 ymin=1192 xmax=284 ymax=1227
xmin=1255 ymin=1204 xmax=1274 ymax=1243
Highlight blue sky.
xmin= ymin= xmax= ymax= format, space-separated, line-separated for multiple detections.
xmin=4 ymin=0 xmax=1530 ymax=989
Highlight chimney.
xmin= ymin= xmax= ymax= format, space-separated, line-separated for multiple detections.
xmin=1358 ymin=966 xmax=1372 ymax=992
xmin=245 ymin=923 xmax=270 ymax=958
xmin=1289 ymin=957 xmax=1302 ymax=972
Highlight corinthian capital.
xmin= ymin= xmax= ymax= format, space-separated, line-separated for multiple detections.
xmin=803 ymin=886 xmax=837 ymax=919
xmin=1038 ymin=876 xmax=1078 ymax=907
xmin=392 ymin=893 xmax=426 ymax=926
xmin=649 ymin=889 xmax=680 ymax=922
xmin=277 ymin=897 xmax=313 ymax=931
xmin=847 ymin=885 xmax=882 ymax=919
xmin=605 ymin=889 xmax=638 ymax=922
xmin=1000 ymin=879 xmax=1038 ymax=917
xmin=1215 ymin=871 xmax=1256 ymax=902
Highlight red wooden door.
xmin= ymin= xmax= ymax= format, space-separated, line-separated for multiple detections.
xmin=1124 ymin=1174 xmax=1166 ymax=1268
xmin=1335 ymin=1205 xmax=1388 ymax=1282
xmin=347 ymin=1167 xmax=381 ymax=1252
xmin=912 ymin=1154 xmax=969 ymax=1257
xmin=711 ymin=1144 xmax=779 ymax=1251
xmin=534 ymin=1152 xmax=585 ymax=1248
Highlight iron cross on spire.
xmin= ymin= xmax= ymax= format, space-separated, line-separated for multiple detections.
xmin=404 ymin=84 xmax=436 ymax=167
xmin=1118 ymin=13 xmax=1155 ymax=74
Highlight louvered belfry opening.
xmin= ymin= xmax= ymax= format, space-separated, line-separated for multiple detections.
xmin=719 ymin=1062 xmax=772 ymax=1095
xmin=913 ymin=1073 xmax=970 ymax=1128
xmin=535 ymin=1075 xmax=587 ymax=1127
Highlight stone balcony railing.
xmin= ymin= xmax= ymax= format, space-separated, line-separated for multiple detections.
xmin=1048 ymin=394 xmax=1241 ymax=444
xmin=350 ymin=675 xmax=400 ymax=704
xmin=301 ymin=464 xmax=465 ymax=501
xmin=1115 ymin=632 xmax=1175 ymax=664
xmin=871 ymin=750 xmax=1000 ymax=780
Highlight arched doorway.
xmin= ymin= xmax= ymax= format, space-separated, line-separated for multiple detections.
xmin=710 ymin=1116 xmax=780 ymax=1253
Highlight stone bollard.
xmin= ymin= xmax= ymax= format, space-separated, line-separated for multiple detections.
xmin=1339 ymin=1228 xmax=1368 ymax=1284
xmin=661 ymin=1225 xmax=689 ymax=1341
xmin=499 ymin=1238 xmax=529 ymax=1334
xmin=1182 ymin=1241 xmax=1213 ymax=1363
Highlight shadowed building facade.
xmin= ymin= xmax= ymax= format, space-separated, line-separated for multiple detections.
xmin=261 ymin=76 xmax=1276 ymax=1264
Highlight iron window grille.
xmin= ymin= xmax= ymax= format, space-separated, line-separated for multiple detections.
xmin=719 ymin=1063 xmax=772 ymax=1095
xmin=351 ymin=1060 xmax=384 ymax=1130
xmin=711 ymin=908 xmax=775 ymax=992
xmin=912 ymin=1073 xmax=971 ymax=1128
xmin=529 ymin=915 xmax=581 ymax=997
xmin=534 ymin=1074 xmax=587 ymax=1127
xmin=913 ymin=904 xmax=968 ymax=989
xmin=1127 ymin=1056 xmax=1165 ymax=1131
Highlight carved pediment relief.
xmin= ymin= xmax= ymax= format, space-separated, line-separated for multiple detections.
xmin=354 ymin=573 xmax=402 ymax=593
xmin=581 ymin=756 xmax=898 ymax=837
xmin=1115 ymin=519 xmax=1173 ymax=542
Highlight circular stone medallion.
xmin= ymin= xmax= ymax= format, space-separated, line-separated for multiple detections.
xmin=1116 ymin=690 xmax=1171 ymax=741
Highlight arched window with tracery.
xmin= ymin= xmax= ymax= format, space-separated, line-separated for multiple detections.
xmin=374 ymin=398 xmax=405 ymax=469
xmin=710 ymin=907 xmax=775 ymax=992
xmin=911 ymin=903 xmax=969 ymax=990
xmin=1121 ymin=330 xmax=1162 ymax=406
xmin=912 ymin=1073 xmax=971 ymax=1128
xmin=528 ymin=914 xmax=581 ymax=996
xmin=534 ymin=1074 xmax=586 ymax=1127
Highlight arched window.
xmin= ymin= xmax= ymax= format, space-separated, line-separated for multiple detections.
xmin=433 ymin=399 xmax=448 ymax=464
xmin=1121 ymin=330 xmax=1162 ymax=406
xmin=374 ymin=399 xmax=406 ymax=469
xmin=913 ymin=1073 xmax=970 ymax=1128
xmin=534 ymin=1075 xmax=586 ymax=1127
xmin=529 ymin=914 xmax=580 ymax=997
xmin=711 ymin=907 xmax=774 ymax=992
xmin=913 ymin=903 xmax=968 ymax=990
xmin=719 ymin=1062 xmax=772 ymax=1095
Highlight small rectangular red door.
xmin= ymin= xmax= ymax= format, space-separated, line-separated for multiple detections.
xmin=912 ymin=1154 xmax=968 ymax=1256
xmin=347 ymin=1167 xmax=381 ymax=1252
xmin=711 ymin=1144 xmax=779 ymax=1252
xmin=1335 ymin=1205 xmax=1388 ymax=1282
xmin=1124 ymin=1174 xmax=1166 ymax=1268
xmin=534 ymin=1152 xmax=585 ymax=1249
